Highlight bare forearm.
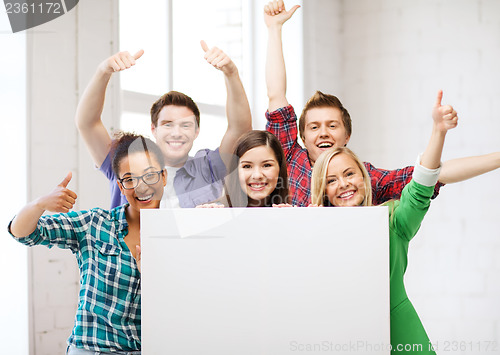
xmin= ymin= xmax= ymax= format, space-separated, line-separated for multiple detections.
xmin=75 ymin=68 xmax=112 ymax=131
xmin=266 ymin=25 xmax=289 ymax=111
xmin=10 ymin=200 xmax=45 ymax=238
xmin=420 ymin=126 xmax=446 ymax=170
xmin=74 ymin=68 xmax=113 ymax=167
xmin=439 ymin=152 xmax=500 ymax=184
xmin=219 ymin=70 xmax=252 ymax=159
xmin=225 ymin=70 xmax=252 ymax=134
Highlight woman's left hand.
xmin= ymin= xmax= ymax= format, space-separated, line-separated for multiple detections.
xmin=272 ymin=203 xmax=295 ymax=208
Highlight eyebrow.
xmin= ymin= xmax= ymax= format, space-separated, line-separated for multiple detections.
xmin=159 ymin=118 xmax=195 ymax=124
xmin=326 ymin=167 xmax=354 ymax=178
xmin=120 ymin=166 xmax=157 ymax=178
xmin=240 ymin=159 xmax=276 ymax=164
xmin=309 ymin=119 xmax=341 ymax=125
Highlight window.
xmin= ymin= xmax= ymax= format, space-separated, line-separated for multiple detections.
xmin=118 ymin=0 xmax=303 ymax=152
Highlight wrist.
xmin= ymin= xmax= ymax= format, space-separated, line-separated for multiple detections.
xmin=432 ymin=123 xmax=448 ymax=136
xmin=267 ymin=23 xmax=284 ymax=34
xmin=33 ymin=197 xmax=48 ymax=213
xmin=223 ymin=66 xmax=239 ymax=78
xmin=96 ymin=64 xmax=114 ymax=78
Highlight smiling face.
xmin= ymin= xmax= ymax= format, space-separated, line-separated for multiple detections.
xmin=238 ymin=145 xmax=280 ymax=207
xmin=302 ymin=107 xmax=350 ymax=165
xmin=117 ymin=151 xmax=166 ymax=213
xmin=151 ymin=105 xmax=200 ymax=167
xmin=325 ymin=152 xmax=366 ymax=207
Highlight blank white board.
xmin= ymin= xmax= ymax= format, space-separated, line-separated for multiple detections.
xmin=141 ymin=207 xmax=390 ymax=355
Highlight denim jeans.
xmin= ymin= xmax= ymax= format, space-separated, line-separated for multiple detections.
xmin=66 ymin=344 xmax=141 ymax=355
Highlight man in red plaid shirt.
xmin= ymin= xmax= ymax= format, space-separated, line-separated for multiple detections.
xmin=264 ymin=1 xmax=500 ymax=207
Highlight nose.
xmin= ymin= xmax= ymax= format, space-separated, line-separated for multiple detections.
xmin=251 ymin=167 xmax=264 ymax=179
xmin=318 ymin=124 xmax=329 ymax=137
xmin=170 ymin=124 xmax=181 ymax=137
xmin=134 ymin=178 xmax=149 ymax=193
xmin=338 ymin=176 xmax=349 ymax=189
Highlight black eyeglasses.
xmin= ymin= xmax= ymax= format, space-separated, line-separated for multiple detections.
xmin=118 ymin=170 xmax=164 ymax=190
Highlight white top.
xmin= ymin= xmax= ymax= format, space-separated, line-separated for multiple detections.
xmin=160 ymin=166 xmax=181 ymax=208
xmin=413 ymin=154 xmax=442 ymax=187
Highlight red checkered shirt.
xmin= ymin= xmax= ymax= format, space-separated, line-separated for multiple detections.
xmin=265 ymin=105 xmax=441 ymax=207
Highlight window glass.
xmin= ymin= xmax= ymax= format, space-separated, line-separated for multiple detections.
xmin=119 ymin=0 xmax=168 ymax=96
xmin=120 ymin=112 xmax=154 ymax=140
xmin=172 ymin=0 xmax=243 ymax=107
xmin=191 ymin=114 xmax=227 ymax=153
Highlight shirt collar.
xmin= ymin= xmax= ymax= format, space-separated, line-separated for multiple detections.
xmin=174 ymin=156 xmax=196 ymax=178
xmin=111 ymin=204 xmax=129 ymax=232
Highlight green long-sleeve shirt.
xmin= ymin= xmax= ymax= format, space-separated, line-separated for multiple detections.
xmin=386 ymin=179 xmax=436 ymax=355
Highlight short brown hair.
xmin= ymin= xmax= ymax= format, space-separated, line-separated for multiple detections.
xmin=150 ymin=91 xmax=200 ymax=128
xmin=298 ymin=91 xmax=352 ymax=141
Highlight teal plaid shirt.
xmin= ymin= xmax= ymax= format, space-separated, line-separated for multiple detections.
xmin=10 ymin=205 xmax=141 ymax=352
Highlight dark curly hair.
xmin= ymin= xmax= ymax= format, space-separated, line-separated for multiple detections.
xmin=111 ymin=132 xmax=165 ymax=177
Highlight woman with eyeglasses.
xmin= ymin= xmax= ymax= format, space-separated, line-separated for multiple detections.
xmin=8 ymin=132 xmax=165 ymax=354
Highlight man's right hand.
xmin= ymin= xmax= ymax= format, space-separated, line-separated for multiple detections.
xmin=98 ymin=50 xmax=144 ymax=74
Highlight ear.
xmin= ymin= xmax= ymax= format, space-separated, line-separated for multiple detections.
xmin=344 ymin=134 xmax=351 ymax=146
xmin=161 ymin=170 xmax=167 ymax=187
xmin=117 ymin=179 xmax=125 ymax=195
xmin=194 ymin=126 xmax=200 ymax=140
xmin=151 ymin=123 xmax=157 ymax=137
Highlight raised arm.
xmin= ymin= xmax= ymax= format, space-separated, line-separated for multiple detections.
xmin=200 ymin=40 xmax=252 ymax=165
xmin=439 ymin=152 xmax=500 ymax=184
xmin=10 ymin=172 xmax=77 ymax=238
xmin=420 ymin=90 xmax=458 ymax=170
xmin=75 ymin=50 xmax=144 ymax=167
xmin=264 ymin=0 xmax=300 ymax=112
xmin=392 ymin=91 xmax=458 ymax=240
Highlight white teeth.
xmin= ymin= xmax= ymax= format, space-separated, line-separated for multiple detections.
xmin=137 ymin=194 xmax=153 ymax=201
xmin=250 ymin=183 xmax=265 ymax=188
xmin=318 ymin=143 xmax=333 ymax=148
xmin=168 ymin=142 xmax=183 ymax=147
xmin=339 ymin=191 xmax=354 ymax=199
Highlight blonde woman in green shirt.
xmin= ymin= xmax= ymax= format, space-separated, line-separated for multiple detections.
xmin=310 ymin=90 xmax=457 ymax=354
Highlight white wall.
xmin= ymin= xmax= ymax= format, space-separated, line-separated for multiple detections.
xmin=304 ymin=0 xmax=500 ymax=352
xmin=0 ymin=11 xmax=28 ymax=355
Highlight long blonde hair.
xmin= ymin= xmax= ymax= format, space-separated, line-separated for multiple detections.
xmin=311 ymin=147 xmax=373 ymax=207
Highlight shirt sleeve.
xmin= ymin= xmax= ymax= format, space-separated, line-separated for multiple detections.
xmin=391 ymin=179 xmax=435 ymax=242
xmin=365 ymin=162 xmax=444 ymax=205
xmin=191 ymin=148 xmax=227 ymax=182
xmin=99 ymin=150 xmax=116 ymax=181
xmin=8 ymin=210 xmax=93 ymax=254
xmin=206 ymin=148 xmax=227 ymax=182
xmin=265 ymin=105 xmax=303 ymax=163
xmin=99 ymin=149 xmax=127 ymax=209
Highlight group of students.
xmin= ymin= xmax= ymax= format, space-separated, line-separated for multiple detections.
xmin=8 ymin=1 xmax=500 ymax=354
